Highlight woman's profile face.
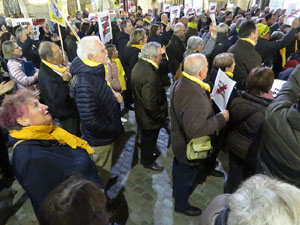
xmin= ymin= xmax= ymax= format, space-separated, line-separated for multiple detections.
xmin=19 ymin=98 xmax=52 ymax=126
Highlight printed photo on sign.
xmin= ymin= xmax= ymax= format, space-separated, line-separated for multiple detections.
xmin=48 ymin=0 xmax=65 ymax=26
xmin=171 ymin=6 xmax=181 ymax=18
xmin=98 ymin=13 xmax=112 ymax=44
xmin=284 ymin=4 xmax=300 ymax=26
xmin=209 ymin=2 xmax=217 ymax=13
xmin=271 ymin=79 xmax=286 ymax=98
xmin=163 ymin=4 xmax=170 ymax=13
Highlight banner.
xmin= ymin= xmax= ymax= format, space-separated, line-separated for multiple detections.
xmin=271 ymin=79 xmax=286 ymax=97
xmin=113 ymin=0 xmax=121 ymax=8
xmin=163 ymin=4 xmax=171 ymax=13
xmin=98 ymin=13 xmax=112 ymax=44
xmin=48 ymin=0 xmax=65 ymax=27
xmin=284 ymin=4 xmax=300 ymax=26
xmin=11 ymin=18 xmax=46 ymax=41
xmin=212 ymin=69 xmax=236 ymax=111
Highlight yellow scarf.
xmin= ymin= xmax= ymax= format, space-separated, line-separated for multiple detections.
xmin=131 ymin=44 xmax=143 ymax=50
xmin=188 ymin=22 xmax=197 ymax=29
xmin=280 ymin=47 xmax=286 ymax=68
xmin=10 ymin=125 xmax=94 ymax=154
xmin=142 ymin=58 xmax=159 ymax=69
xmin=111 ymin=58 xmax=126 ymax=91
xmin=42 ymin=60 xmax=68 ymax=73
xmin=82 ymin=59 xmax=112 ymax=88
xmin=144 ymin=18 xmax=151 ymax=24
xmin=161 ymin=21 xmax=169 ymax=26
xmin=296 ymin=40 xmax=298 ymax=52
xmin=182 ymin=71 xmax=211 ymax=92
xmin=240 ymin=38 xmax=256 ymax=46
xmin=225 ymin=72 xmax=233 ymax=78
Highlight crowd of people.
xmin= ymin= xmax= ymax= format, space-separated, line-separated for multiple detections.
xmin=0 ymin=4 xmax=300 ymax=225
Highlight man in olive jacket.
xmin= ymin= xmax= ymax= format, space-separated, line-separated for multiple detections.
xmin=170 ymin=54 xmax=229 ymax=216
xmin=131 ymin=42 xmax=168 ymax=171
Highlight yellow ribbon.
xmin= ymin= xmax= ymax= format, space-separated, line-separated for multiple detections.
xmin=240 ymin=38 xmax=256 ymax=46
xmin=182 ymin=71 xmax=211 ymax=92
xmin=42 ymin=60 xmax=68 ymax=73
xmin=296 ymin=40 xmax=298 ymax=52
xmin=280 ymin=48 xmax=286 ymax=68
xmin=10 ymin=125 xmax=94 ymax=154
xmin=142 ymin=58 xmax=159 ymax=69
xmin=225 ymin=72 xmax=233 ymax=78
xmin=161 ymin=21 xmax=169 ymax=26
xmin=144 ymin=18 xmax=151 ymax=24
xmin=111 ymin=58 xmax=126 ymax=91
xmin=131 ymin=44 xmax=143 ymax=50
xmin=188 ymin=22 xmax=198 ymax=29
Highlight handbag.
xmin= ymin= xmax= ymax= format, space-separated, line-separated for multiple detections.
xmin=171 ymin=80 xmax=212 ymax=160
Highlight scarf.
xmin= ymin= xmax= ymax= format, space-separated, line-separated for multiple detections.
xmin=188 ymin=22 xmax=198 ymax=29
xmin=225 ymin=72 xmax=233 ymax=78
xmin=240 ymin=38 xmax=256 ymax=46
xmin=161 ymin=21 xmax=169 ymax=26
xmin=142 ymin=58 xmax=159 ymax=69
xmin=10 ymin=125 xmax=94 ymax=154
xmin=82 ymin=59 xmax=112 ymax=88
xmin=144 ymin=18 xmax=151 ymax=24
xmin=131 ymin=44 xmax=143 ymax=50
xmin=280 ymin=47 xmax=286 ymax=68
xmin=111 ymin=58 xmax=126 ymax=91
xmin=296 ymin=40 xmax=298 ymax=52
xmin=42 ymin=60 xmax=69 ymax=73
xmin=182 ymin=71 xmax=211 ymax=92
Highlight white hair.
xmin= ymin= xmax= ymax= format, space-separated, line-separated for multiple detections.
xmin=228 ymin=175 xmax=300 ymax=225
xmin=218 ymin=23 xmax=229 ymax=34
xmin=77 ymin=36 xmax=101 ymax=60
xmin=183 ymin=53 xmax=206 ymax=75
xmin=174 ymin=22 xmax=184 ymax=33
xmin=187 ymin=36 xmax=203 ymax=51
xmin=139 ymin=42 xmax=161 ymax=59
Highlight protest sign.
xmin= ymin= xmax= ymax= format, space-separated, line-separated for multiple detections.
xmin=163 ymin=4 xmax=171 ymax=12
xmin=98 ymin=13 xmax=112 ymax=44
xmin=48 ymin=0 xmax=65 ymax=27
xmin=11 ymin=18 xmax=46 ymax=41
xmin=184 ymin=8 xmax=194 ymax=16
xmin=212 ymin=69 xmax=236 ymax=111
xmin=209 ymin=2 xmax=217 ymax=25
xmin=171 ymin=6 xmax=181 ymax=19
xmin=196 ymin=8 xmax=202 ymax=16
xmin=271 ymin=79 xmax=286 ymax=97
xmin=284 ymin=4 xmax=300 ymax=26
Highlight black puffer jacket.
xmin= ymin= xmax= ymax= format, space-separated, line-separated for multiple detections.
xmin=226 ymin=91 xmax=272 ymax=159
xmin=166 ymin=34 xmax=185 ymax=76
xmin=259 ymin=65 xmax=300 ymax=188
xmin=131 ymin=59 xmax=168 ymax=130
xmin=116 ymin=32 xmax=130 ymax=62
xmin=70 ymin=57 xmax=124 ymax=146
xmin=122 ymin=46 xmax=140 ymax=81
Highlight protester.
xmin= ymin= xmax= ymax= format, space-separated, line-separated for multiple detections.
xmin=116 ymin=19 xmax=133 ymax=62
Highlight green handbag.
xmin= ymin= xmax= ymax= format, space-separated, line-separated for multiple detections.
xmin=186 ymin=136 xmax=212 ymax=160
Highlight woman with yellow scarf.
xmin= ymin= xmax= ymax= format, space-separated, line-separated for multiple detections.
xmin=0 ymin=90 xmax=103 ymax=215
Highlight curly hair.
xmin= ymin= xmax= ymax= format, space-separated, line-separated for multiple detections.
xmin=0 ymin=90 xmax=35 ymax=129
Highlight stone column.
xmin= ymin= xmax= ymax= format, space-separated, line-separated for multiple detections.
xmin=3 ymin=0 xmax=21 ymax=16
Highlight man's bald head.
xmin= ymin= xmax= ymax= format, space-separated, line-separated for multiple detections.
xmin=184 ymin=54 xmax=208 ymax=79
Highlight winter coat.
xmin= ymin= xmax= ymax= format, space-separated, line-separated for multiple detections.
xmin=227 ymin=39 xmax=262 ymax=90
xmin=170 ymin=75 xmax=226 ymax=165
xmin=131 ymin=59 xmax=168 ymax=130
xmin=106 ymin=61 xmax=122 ymax=93
xmin=147 ymin=32 xmax=169 ymax=46
xmin=166 ymin=34 xmax=185 ymax=76
xmin=64 ymin=34 xmax=77 ymax=62
xmin=226 ymin=91 xmax=272 ymax=159
xmin=12 ymin=139 xmax=102 ymax=214
xmin=259 ymin=65 xmax=300 ymax=188
xmin=70 ymin=57 xmax=124 ymax=147
xmin=7 ymin=58 xmax=39 ymax=93
xmin=18 ymin=37 xmax=41 ymax=69
xmin=255 ymin=27 xmax=297 ymax=67
xmin=38 ymin=63 xmax=77 ymax=120
xmin=185 ymin=27 xmax=198 ymax=45
xmin=122 ymin=46 xmax=140 ymax=80
xmin=209 ymin=33 xmax=232 ymax=65
xmin=116 ymin=32 xmax=130 ymax=62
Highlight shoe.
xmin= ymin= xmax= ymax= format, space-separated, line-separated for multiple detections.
xmin=143 ymin=161 xmax=164 ymax=171
xmin=175 ymin=205 xmax=202 ymax=216
xmin=210 ymin=169 xmax=224 ymax=177
xmin=153 ymin=149 xmax=161 ymax=161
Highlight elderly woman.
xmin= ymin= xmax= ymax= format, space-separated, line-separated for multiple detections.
xmin=2 ymin=40 xmax=39 ymax=96
xmin=224 ymin=67 xmax=274 ymax=193
xmin=0 ymin=90 xmax=102 ymax=215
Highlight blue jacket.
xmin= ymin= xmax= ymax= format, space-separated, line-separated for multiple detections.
xmin=12 ymin=139 xmax=103 ymax=215
xmin=70 ymin=57 xmax=124 ymax=146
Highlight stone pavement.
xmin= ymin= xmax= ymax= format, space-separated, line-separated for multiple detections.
xmin=6 ymin=83 xmax=227 ymax=225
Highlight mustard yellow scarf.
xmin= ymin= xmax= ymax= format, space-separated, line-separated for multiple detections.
xmin=142 ymin=58 xmax=159 ymax=69
xmin=10 ymin=125 xmax=94 ymax=154
xmin=111 ymin=58 xmax=126 ymax=91
xmin=144 ymin=18 xmax=151 ymax=24
xmin=225 ymin=72 xmax=233 ymax=78
xmin=188 ymin=22 xmax=197 ymax=29
xmin=42 ymin=60 xmax=69 ymax=73
xmin=131 ymin=44 xmax=143 ymax=50
xmin=240 ymin=38 xmax=256 ymax=46
xmin=280 ymin=48 xmax=286 ymax=68
xmin=161 ymin=21 xmax=169 ymax=26
xmin=182 ymin=71 xmax=211 ymax=92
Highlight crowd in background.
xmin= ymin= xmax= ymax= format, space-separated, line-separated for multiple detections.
xmin=0 ymin=4 xmax=300 ymax=225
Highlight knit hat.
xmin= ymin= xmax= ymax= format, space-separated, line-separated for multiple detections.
xmin=257 ymin=23 xmax=270 ymax=38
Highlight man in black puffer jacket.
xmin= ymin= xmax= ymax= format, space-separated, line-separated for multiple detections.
xmin=70 ymin=36 xmax=124 ymax=185
xmin=258 ymin=65 xmax=300 ymax=188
